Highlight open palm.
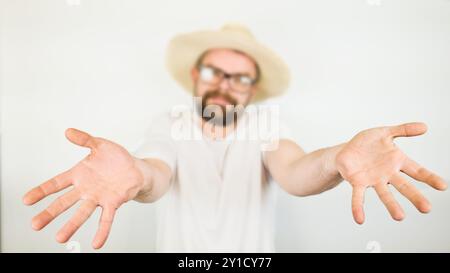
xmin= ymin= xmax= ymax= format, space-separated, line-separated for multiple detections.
xmin=335 ymin=122 xmax=447 ymax=224
xmin=23 ymin=128 xmax=144 ymax=249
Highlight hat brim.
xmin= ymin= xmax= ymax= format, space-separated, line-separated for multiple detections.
xmin=165 ymin=29 xmax=290 ymax=102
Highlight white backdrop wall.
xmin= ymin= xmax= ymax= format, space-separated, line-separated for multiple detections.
xmin=1 ymin=0 xmax=450 ymax=252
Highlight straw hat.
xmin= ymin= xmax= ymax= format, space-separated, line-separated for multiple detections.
xmin=165 ymin=23 xmax=291 ymax=102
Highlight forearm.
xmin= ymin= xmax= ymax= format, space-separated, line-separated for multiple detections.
xmin=133 ymin=157 xmax=172 ymax=203
xmin=267 ymin=140 xmax=346 ymax=196
xmin=285 ymin=144 xmax=345 ymax=196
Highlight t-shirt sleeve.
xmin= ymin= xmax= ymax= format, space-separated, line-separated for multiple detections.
xmin=131 ymin=113 xmax=177 ymax=173
xmin=261 ymin=119 xmax=295 ymax=168
xmin=260 ymin=118 xmax=295 ymax=152
xmin=277 ymin=119 xmax=295 ymax=141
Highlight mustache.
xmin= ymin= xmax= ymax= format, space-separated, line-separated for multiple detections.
xmin=202 ymin=90 xmax=237 ymax=106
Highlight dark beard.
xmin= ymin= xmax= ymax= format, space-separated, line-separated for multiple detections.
xmin=195 ymin=90 xmax=244 ymax=127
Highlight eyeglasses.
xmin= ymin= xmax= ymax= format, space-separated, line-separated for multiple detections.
xmin=197 ymin=65 xmax=257 ymax=93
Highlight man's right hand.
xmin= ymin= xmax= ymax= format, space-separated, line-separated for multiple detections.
xmin=23 ymin=128 xmax=148 ymax=249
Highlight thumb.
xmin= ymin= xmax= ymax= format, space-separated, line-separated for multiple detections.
xmin=388 ymin=122 xmax=428 ymax=138
xmin=65 ymin=128 xmax=97 ymax=149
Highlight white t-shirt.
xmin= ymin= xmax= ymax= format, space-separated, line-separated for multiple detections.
xmin=132 ymin=106 xmax=292 ymax=252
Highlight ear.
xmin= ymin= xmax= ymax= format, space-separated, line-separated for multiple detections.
xmin=191 ymin=67 xmax=199 ymax=82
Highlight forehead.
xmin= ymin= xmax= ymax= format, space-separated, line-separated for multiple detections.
xmin=200 ymin=48 xmax=257 ymax=77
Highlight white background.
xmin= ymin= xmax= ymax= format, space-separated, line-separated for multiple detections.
xmin=1 ymin=0 xmax=449 ymax=252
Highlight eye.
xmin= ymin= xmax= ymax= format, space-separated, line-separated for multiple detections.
xmin=199 ymin=67 xmax=215 ymax=82
xmin=238 ymin=76 xmax=253 ymax=85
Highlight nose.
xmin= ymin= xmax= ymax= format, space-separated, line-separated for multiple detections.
xmin=218 ymin=76 xmax=232 ymax=93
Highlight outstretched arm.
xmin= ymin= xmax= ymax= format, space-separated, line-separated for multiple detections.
xmin=23 ymin=128 xmax=172 ymax=249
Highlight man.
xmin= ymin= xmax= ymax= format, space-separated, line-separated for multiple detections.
xmin=23 ymin=23 xmax=447 ymax=252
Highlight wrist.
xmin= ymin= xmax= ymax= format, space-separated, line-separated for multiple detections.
xmin=133 ymin=157 xmax=154 ymax=198
xmin=324 ymin=142 xmax=347 ymax=180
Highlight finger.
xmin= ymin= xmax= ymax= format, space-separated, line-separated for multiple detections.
xmin=92 ymin=206 xmax=116 ymax=249
xmin=65 ymin=128 xmax=98 ymax=149
xmin=351 ymin=186 xmax=366 ymax=225
xmin=388 ymin=122 xmax=427 ymax=138
xmin=31 ymin=189 xmax=81 ymax=230
xmin=56 ymin=199 xmax=97 ymax=243
xmin=23 ymin=170 xmax=74 ymax=205
xmin=390 ymin=174 xmax=431 ymax=213
xmin=374 ymin=184 xmax=405 ymax=221
xmin=401 ymin=158 xmax=447 ymax=191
